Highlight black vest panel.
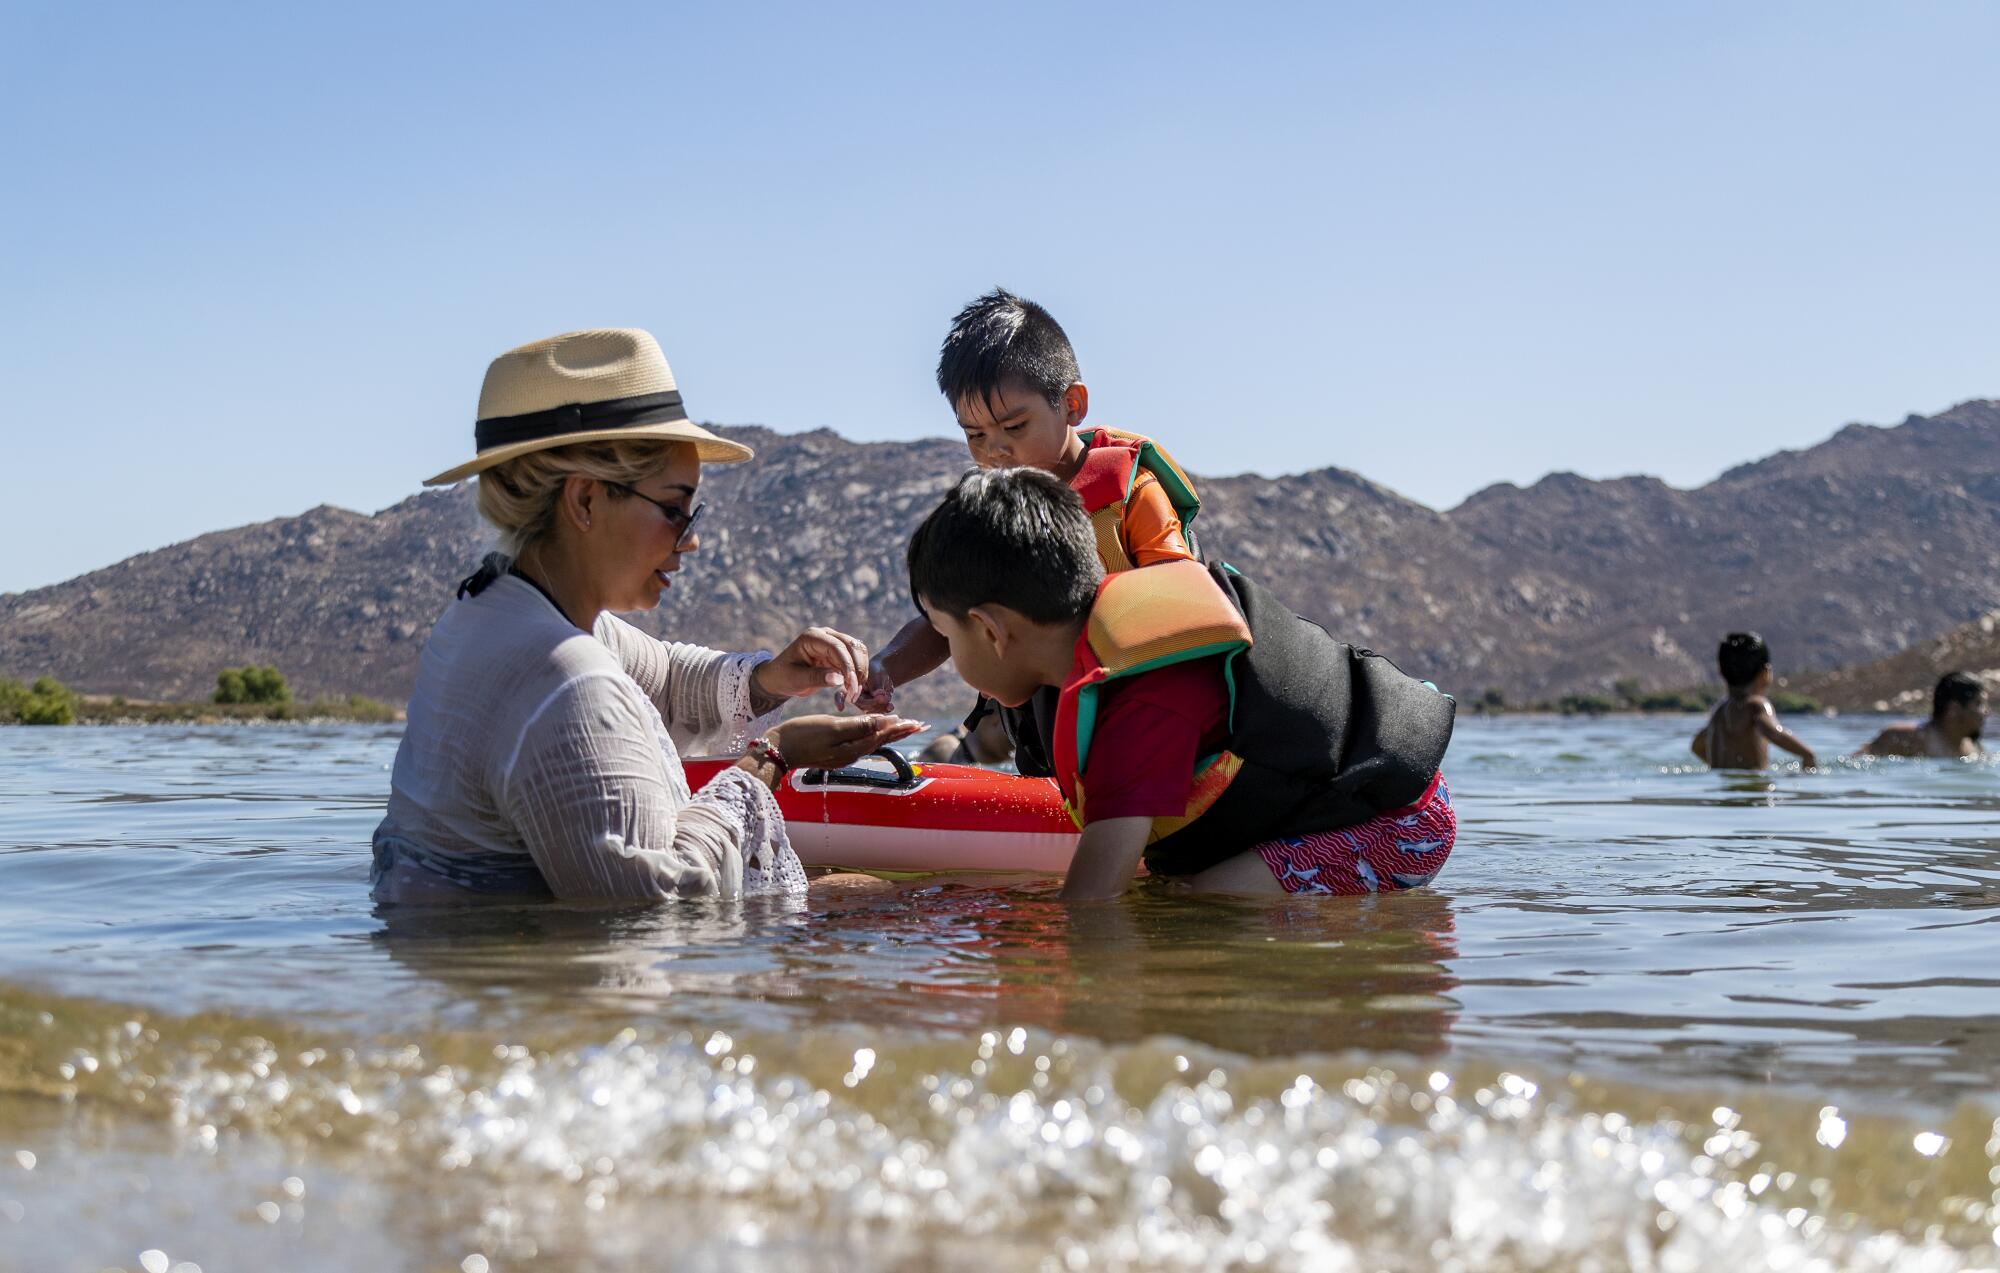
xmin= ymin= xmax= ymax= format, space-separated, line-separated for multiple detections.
xmin=1134 ymin=566 xmax=1457 ymax=876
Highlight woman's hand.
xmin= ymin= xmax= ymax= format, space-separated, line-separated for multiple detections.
xmin=752 ymin=627 xmax=871 ymax=705
xmin=768 ymin=714 xmax=926 ymax=770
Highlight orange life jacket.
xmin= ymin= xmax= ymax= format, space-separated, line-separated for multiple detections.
xmin=1069 ymin=427 xmax=1202 ymax=572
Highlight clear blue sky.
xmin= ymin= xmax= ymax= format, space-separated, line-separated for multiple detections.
xmin=3 ymin=1 xmax=1995 ymax=594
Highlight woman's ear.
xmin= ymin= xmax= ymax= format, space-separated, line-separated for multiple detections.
xmin=559 ymin=474 xmax=598 ymax=533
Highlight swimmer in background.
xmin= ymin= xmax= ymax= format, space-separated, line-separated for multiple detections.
xmin=920 ymin=709 xmax=1014 ymax=766
xmin=1691 ymin=632 xmax=1818 ymax=770
xmin=1855 ymin=671 xmax=1987 ymax=759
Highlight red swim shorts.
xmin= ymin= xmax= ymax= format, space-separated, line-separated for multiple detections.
xmin=1251 ymin=774 xmax=1455 ymax=895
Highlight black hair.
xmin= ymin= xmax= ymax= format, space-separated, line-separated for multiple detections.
xmin=908 ymin=468 xmax=1103 ymax=624
xmin=936 ymin=288 xmax=1080 ymax=411
xmin=1717 ymin=632 xmax=1771 ymax=689
xmin=1934 ymin=670 xmax=1986 ymax=719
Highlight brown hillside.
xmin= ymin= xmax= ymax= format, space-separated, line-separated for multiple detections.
xmin=2 ymin=402 xmax=1997 ymax=715
xmin=1790 ymin=610 xmax=2000 ymax=713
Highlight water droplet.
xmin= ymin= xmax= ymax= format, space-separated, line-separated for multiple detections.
xmin=281 ymin=1176 xmax=305 ymax=1199
xmin=12 ymin=1150 xmax=34 ymax=1170
xmin=461 ymin=1256 xmax=490 ymax=1273
xmin=256 ymin=1201 xmax=281 ymax=1224
xmin=140 ymin=1251 xmax=170 ymax=1273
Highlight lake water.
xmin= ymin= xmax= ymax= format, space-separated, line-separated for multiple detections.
xmin=0 ymin=717 xmax=1996 ymax=1271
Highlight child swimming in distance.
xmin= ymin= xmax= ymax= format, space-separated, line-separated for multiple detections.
xmin=919 ymin=709 xmax=1014 ymax=766
xmin=1856 ymin=671 xmax=1988 ymax=759
xmin=1691 ymin=632 xmax=1818 ymax=770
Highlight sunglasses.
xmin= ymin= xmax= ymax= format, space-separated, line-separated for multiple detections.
xmin=608 ymin=483 xmax=704 ymax=536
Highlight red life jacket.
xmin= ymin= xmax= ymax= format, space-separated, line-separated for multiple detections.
xmin=1069 ymin=427 xmax=1203 ymax=572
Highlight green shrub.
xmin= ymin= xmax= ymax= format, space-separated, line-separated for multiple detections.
xmin=215 ymin=665 xmax=291 ymax=705
xmin=1770 ymin=690 xmax=1821 ymax=715
xmin=1638 ymin=689 xmax=1711 ymax=713
xmin=0 ymin=678 xmax=25 ymax=720
xmin=1557 ymin=693 xmax=1619 ymax=716
xmin=338 ymin=694 xmax=399 ymax=723
xmin=283 ymin=694 xmax=400 ymax=723
xmin=15 ymin=676 xmax=77 ymax=725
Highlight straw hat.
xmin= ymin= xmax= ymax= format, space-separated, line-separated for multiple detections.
xmin=424 ymin=328 xmax=754 ymax=486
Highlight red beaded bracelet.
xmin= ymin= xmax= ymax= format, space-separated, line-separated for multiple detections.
xmin=745 ymin=737 xmax=789 ymax=775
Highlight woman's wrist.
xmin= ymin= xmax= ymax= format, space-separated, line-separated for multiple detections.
xmin=746 ymin=655 xmax=788 ymax=715
xmin=734 ymin=751 xmax=783 ymax=792
xmin=746 ymin=735 xmax=790 ymax=776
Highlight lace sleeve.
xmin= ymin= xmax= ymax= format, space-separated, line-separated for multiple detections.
xmin=498 ymin=674 xmax=801 ymax=900
xmin=683 ymin=763 xmax=807 ymax=896
xmin=599 ymin=615 xmax=779 ymax=754
xmin=718 ymin=650 xmax=787 ymax=753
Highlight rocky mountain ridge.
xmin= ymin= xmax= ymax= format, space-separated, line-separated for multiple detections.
xmin=4 ymin=401 xmax=1996 ymax=719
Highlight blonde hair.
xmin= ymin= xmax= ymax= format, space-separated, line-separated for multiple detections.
xmin=476 ymin=439 xmax=686 ymax=556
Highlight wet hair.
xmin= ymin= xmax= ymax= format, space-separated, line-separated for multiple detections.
xmin=1717 ymin=632 xmax=1771 ymax=689
xmin=476 ymin=439 xmax=683 ymax=556
xmin=1933 ymin=671 xmax=1986 ymax=719
xmin=936 ymin=288 xmax=1080 ymax=411
xmin=908 ymin=468 xmax=1103 ymax=624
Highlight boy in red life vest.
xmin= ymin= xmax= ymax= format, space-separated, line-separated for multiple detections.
xmin=857 ymin=290 xmax=1201 ymax=772
xmin=907 ymin=468 xmax=1459 ymax=901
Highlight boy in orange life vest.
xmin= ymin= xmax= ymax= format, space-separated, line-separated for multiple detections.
xmin=856 ymin=289 xmax=1200 ymax=740
xmin=907 ymin=468 xmax=1458 ymax=902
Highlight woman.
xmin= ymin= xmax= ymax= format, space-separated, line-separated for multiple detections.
xmin=371 ymin=328 xmax=922 ymax=903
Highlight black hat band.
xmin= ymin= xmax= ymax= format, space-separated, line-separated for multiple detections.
xmin=474 ymin=389 xmax=688 ymax=452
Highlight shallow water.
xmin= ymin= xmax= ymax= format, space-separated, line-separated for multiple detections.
xmin=0 ymin=717 xmax=1996 ymax=1271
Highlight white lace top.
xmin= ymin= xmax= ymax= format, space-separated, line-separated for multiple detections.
xmin=370 ymin=571 xmax=803 ymax=902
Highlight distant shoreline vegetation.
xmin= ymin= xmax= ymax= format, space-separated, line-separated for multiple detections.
xmin=5 ymin=666 xmax=1831 ymax=727
xmin=0 ymin=671 xmax=401 ymax=726
xmin=1466 ymin=679 xmax=1823 ymax=717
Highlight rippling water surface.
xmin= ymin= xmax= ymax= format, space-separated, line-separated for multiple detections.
xmin=1 ymin=718 xmax=1996 ymax=1271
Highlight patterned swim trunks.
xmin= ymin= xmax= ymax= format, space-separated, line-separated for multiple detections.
xmin=1252 ymin=774 xmax=1455 ymax=895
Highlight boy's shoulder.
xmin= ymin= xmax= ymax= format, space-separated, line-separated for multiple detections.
xmin=1077 ymin=424 xmax=1194 ymax=470
xmin=1084 ymin=654 xmax=1233 ymax=761
xmin=1720 ymin=693 xmax=1773 ymax=713
xmin=1074 ymin=427 xmax=1202 ymax=569
xmin=1079 ymin=423 xmax=1166 ymax=445
xmin=1862 ymin=722 xmax=1925 ymax=755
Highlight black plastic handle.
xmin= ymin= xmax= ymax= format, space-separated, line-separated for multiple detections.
xmin=799 ymin=747 xmax=920 ymax=790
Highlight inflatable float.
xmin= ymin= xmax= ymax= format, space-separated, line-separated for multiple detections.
xmin=682 ymin=749 xmax=1079 ymax=874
